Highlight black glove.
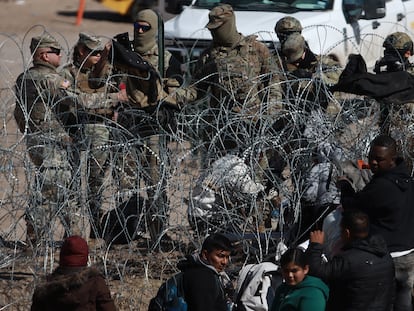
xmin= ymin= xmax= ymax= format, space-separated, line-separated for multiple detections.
xmin=152 ymin=102 xmax=178 ymax=134
xmin=291 ymin=68 xmax=312 ymax=79
xmin=110 ymin=40 xmax=153 ymax=72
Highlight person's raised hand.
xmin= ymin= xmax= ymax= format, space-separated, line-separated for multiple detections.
xmin=310 ymin=230 xmax=325 ymax=244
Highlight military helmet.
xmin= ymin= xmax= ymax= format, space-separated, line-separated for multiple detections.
xmin=383 ymin=32 xmax=413 ymax=54
xmin=282 ymin=32 xmax=306 ymax=63
xmin=275 ymin=16 xmax=303 ymax=37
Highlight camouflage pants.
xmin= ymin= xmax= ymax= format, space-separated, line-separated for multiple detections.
xmin=26 ymin=137 xmax=79 ymax=244
xmin=82 ymin=123 xmax=110 ymax=236
xmin=113 ymin=133 xmax=169 ymax=244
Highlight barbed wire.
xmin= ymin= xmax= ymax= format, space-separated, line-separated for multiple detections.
xmin=0 ymin=25 xmax=413 ymax=309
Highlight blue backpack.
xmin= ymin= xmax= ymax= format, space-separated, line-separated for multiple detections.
xmin=148 ymin=272 xmax=187 ymax=311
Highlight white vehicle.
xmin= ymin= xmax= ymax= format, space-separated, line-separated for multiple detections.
xmin=164 ymin=0 xmax=414 ymax=69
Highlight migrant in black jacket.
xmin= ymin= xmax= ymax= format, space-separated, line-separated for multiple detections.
xmin=307 ymin=234 xmax=395 ymax=311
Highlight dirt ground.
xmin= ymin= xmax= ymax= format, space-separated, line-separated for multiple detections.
xmin=0 ymin=1 xmax=389 ymax=309
xmin=0 ymin=1 xmax=186 ymax=310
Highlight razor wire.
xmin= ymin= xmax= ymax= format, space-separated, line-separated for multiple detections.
xmin=0 ymin=24 xmax=412 ymax=309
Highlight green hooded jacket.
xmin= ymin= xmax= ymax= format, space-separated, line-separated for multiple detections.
xmin=270 ymin=275 xmax=329 ymax=311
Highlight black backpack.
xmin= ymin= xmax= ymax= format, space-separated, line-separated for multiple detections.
xmin=148 ymin=272 xmax=187 ymax=311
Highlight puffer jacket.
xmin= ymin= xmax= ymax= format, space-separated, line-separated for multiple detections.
xmin=30 ymin=266 xmax=116 ymax=311
xmin=307 ymin=234 xmax=395 ymax=310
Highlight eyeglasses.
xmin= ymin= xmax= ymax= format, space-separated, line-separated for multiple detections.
xmin=45 ymin=48 xmax=61 ymax=55
xmin=88 ymin=49 xmax=103 ymax=56
xmin=134 ymin=22 xmax=151 ymax=32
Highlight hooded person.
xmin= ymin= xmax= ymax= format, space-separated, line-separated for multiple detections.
xmin=133 ymin=8 xmax=159 ymax=55
xmin=30 ymin=236 xmax=117 ymax=311
xmin=129 ymin=8 xmax=191 ymax=102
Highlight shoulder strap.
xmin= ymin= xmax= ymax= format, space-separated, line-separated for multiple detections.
xmin=173 ymin=272 xmax=185 ymax=297
xmin=326 ymin=163 xmax=334 ymax=191
xmin=235 ymin=266 xmax=256 ymax=310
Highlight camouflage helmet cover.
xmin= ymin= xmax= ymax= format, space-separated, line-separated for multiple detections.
xmin=275 ymin=16 xmax=303 ymax=35
xmin=77 ymin=32 xmax=104 ymax=51
xmin=206 ymin=4 xmax=234 ymax=29
xmin=282 ymin=32 xmax=306 ymax=63
xmin=383 ymin=32 xmax=413 ymax=53
xmin=30 ymin=34 xmax=61 ymax=54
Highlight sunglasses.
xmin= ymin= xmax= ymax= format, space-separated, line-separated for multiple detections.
xmin=88 ymin=49 xmax=103 ymax=56
xmin=134 ymin=22 xmax=151 ymax=32
xmin=45 ymin=47 xmax=61 ymax=55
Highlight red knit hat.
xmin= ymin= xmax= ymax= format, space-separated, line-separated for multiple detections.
xmin=59 ymin=236 xmax=89 ymax=267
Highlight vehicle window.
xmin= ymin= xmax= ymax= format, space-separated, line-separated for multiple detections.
xmin=194 ymin=0 xmax=332 ymax=11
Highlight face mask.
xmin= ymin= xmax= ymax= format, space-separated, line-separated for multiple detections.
xmin=133 ymin=9 xmax=158 ymax=54
xmin=210 ymin=16 xmax=240 ymax=48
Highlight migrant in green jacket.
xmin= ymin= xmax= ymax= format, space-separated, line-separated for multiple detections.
xmin=270 ymin=275 xmax=329 ymax=311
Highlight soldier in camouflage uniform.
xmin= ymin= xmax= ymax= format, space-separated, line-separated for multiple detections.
xmin=281 ymin=32 xmax=342 ymax=114
xmin=374 ymin=32 xmax=414 ymax=170
xmin=14 ymin=34 xmax=76 ymax=247
xmin=277 ymin=33 xmax=343 ymax=239
xmin=113 ymin=9 xmax=195 ymax=246
xmin=193 ymin=4 xmax=283 ymax=156
xmin=374 ymin=32 xmax=414 ymax=74
xmin=191 ymin=4 xmax=283 ymax=232
xmin=273 ymin=16 xmax=304 ymax=80
xmin=275 ymin=16 xmax=303 ymax=46
xmin=273 ymin=16 xmax=343 ymax=114
xmin=60 ymin=33 xmax=128 ymax=239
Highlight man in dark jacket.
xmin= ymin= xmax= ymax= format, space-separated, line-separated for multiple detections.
xmin=178 ymin=233 xmax=234 ymax=311
xmin=338 ymin=134 xmax=414 ymax=310
xmin=307 ymin=209 xmax=395 ymax=310
xmin=30 ymin=235 xmax=116 ymax=311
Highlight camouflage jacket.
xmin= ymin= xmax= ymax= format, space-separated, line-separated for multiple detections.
xmin=60 ymin=63 xmax=118 ymax=116
xmin=193 ymin=34 xmax=283 ymax=114
xmin=281 ymin=52 xmax=343 ymax=86
xmin=125 ymin=43 xmax=196 ymax=109
xmin=14 ymin=61 xmax=73 ymax=140
xmin=279 ymin=50 xmax=343 ymax=111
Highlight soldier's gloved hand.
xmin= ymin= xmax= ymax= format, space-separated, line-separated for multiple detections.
xmin=164 ymin=78 xmax=181 ymax=87
xmin=291 ymin=68 xmax=312 ymax=79
xmin=153 ymin=102 xmax=177 ymax=133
